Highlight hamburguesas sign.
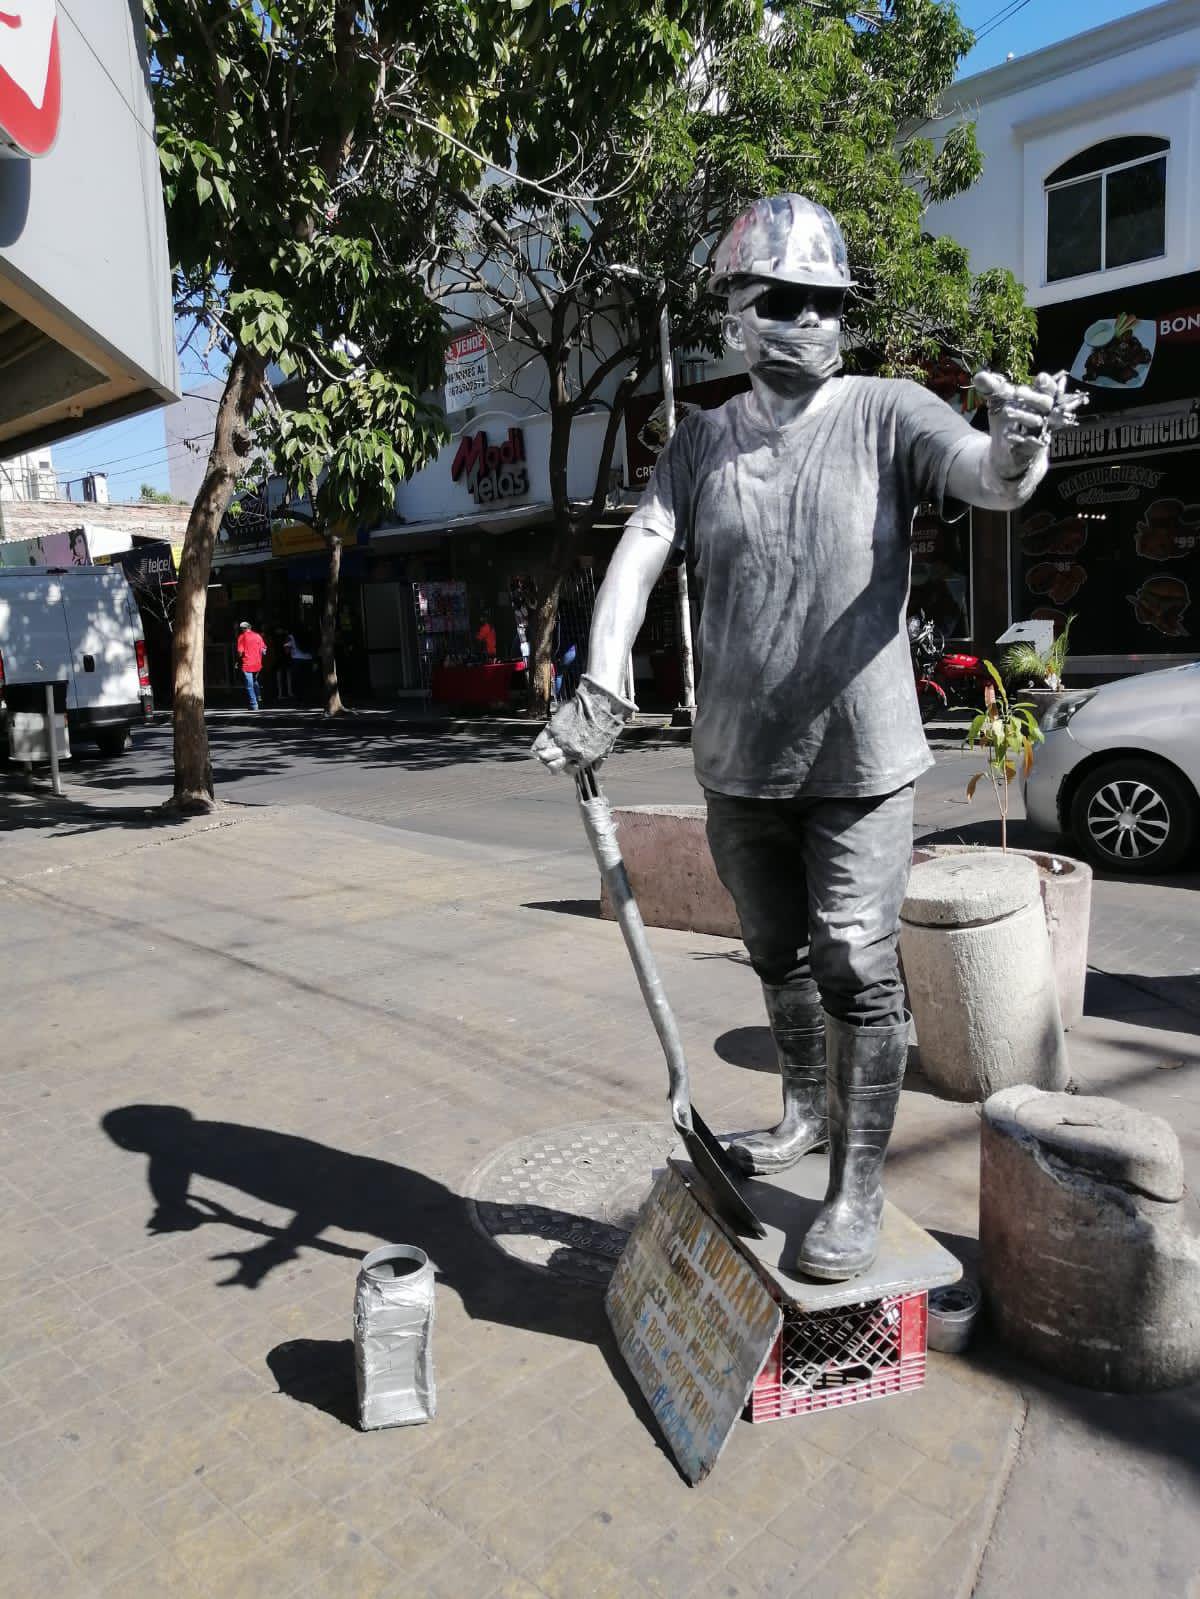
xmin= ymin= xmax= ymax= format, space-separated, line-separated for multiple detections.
xmin=451 ymin=427 xmax=528 ymax=506
xmin=0 ymin=0 xmax=62 ymax=158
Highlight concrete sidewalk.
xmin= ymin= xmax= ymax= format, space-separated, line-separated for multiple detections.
xmin=0 ymin=795 xmax=1196 ymax=1599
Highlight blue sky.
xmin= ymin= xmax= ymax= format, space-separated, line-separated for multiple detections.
xmin=48 ymin=0 xmax=1164 ymax=506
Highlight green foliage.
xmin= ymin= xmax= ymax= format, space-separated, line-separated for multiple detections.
xmin=672 ymin=0 xmax=1037 ymax=377
xmin=964 ymin=662 xmax=1044 ymax=850
xmin=1000 ymin=615 xmax=1075 ymax=691
xmin=139 ymin=482 xmax=177 ymax=504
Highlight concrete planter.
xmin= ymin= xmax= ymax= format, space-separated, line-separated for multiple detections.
xmin=1021 ymin=686 xmax=1072 ymax=726
xmin=900 ymin=853 xmax=1068 ymax=1101
xmin=911 ymin=845 xmax=1092 ymax=1028
xmin=599 ymin=805 xmax=740 ymax=938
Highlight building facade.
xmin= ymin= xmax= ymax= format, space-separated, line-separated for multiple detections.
xmin=924 ymin=0 xmax=1200 ymax=676
xmin=0 ymin=0 xmax=178 ymax=466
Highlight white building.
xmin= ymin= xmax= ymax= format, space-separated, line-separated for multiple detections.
xmin=0 ymin=446 xmax=55 ymax=501
xmin=924 ymin=0 xmax=1200 ymax=673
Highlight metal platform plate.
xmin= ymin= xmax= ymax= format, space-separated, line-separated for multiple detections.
xmin=674 ymin=1154 xmax=963 ymax=1311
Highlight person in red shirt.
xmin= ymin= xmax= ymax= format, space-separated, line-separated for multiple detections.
xmin=235 ymin=622 xmax=268 ymax=709
xmin=475 ymin=615 xmax=497 ymax=661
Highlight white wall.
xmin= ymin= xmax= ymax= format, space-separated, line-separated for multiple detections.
xmin=924 ymin=1 xmax=1200 ymax=306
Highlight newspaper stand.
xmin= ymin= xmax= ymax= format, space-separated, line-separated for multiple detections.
xmin=606 ymin=1156 xmax=961 ymax=1484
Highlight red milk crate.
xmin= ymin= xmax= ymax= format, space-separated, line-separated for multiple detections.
xmin=748 ymin=1289 xmax=927 ymax=1423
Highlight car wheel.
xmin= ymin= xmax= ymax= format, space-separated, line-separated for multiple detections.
xmin=1070 ymin=759 xmax=1196 ymax=874
xmin=95 ymin=728 xmax=130 ymax=758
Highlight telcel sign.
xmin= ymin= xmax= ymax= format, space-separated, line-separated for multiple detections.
xmin=450 ymin=427 xmax=528 ymax=507
xmin=0 ymin=0 xmax=62 ymax=158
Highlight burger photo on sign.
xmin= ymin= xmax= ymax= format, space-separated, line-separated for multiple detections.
xmin=1135 ymin=498 xmax=1200 ymax=562
xmin=1070 ymin=312 xmax=1156 ymax=390
xmin=1127 ymin=575 xmax=1191 ymax=638
xmin=0 ymin=0 xmax=61 ymax=159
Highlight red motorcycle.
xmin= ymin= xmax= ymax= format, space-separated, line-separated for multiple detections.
xmin=908 ymin=615 xmax=989 ymax=722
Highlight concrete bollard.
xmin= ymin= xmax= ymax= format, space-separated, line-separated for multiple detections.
xmin=981 ymin=1086 xmax=1200 ymax=1391
xmin=900 ymin=853 xmax=1068 ymax=1101
xmin=910 ymin=845 xmax=1092 ymax=1029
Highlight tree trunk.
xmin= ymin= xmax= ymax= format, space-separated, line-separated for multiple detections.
xmin=170 ymin=347 xmax=264 ymax=810
xmin=320 ymin=532 xmax=345 ymax=717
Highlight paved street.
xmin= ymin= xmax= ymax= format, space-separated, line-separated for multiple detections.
xmin=1 ymin=717 xmax=1197 ymax=1598
xmin=45 ymin=709 xmax=1200 ymax=1015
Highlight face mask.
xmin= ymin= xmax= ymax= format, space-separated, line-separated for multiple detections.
xmin=751 ymin=325 xmax=843 ymax=385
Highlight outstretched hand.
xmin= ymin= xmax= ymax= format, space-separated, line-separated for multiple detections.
xmin=974 ymin=369 xmax=1087 ymax=469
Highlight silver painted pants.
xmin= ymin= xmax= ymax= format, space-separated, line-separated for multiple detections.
xmin=704 ymin=784 xmax=914 ymax=1029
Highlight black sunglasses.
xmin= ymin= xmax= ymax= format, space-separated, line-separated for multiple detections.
xmin=749 ymin=285 xmax=846 ymax=321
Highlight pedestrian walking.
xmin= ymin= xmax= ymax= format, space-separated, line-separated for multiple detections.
xmin=274 ymin=630 xmax=296 ymax=700
xmin=235 ymin=621 xmax=268 ymax=710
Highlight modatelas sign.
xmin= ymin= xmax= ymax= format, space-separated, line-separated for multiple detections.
xmin=0 ymin=0 xmax=62 ymax=158
xmin=450 ymin=427 xmax=528 ymax=506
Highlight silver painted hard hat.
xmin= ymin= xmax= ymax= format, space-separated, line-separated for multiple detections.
xmin=709 ymin=194 xmax=854 ymax=296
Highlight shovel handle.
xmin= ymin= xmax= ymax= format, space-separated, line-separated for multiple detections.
xmin=575 ymin=766 xmax=693 ymax=1133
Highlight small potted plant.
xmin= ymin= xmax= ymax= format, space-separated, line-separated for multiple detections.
xmin=908 ymin=663 xmax=1092 ymax=1029
xmin=964 ymin=662 xmax=1042 ymax=854
xmin=1000 ymin=614 xmax=1075 ymax=724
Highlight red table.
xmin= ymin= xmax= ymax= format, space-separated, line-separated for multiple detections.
xmin=430 ymin=660 xmax=524 ymax=706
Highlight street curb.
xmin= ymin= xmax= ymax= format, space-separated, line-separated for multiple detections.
xmin=175 ymin=709 xmax=694 ymax=742
xmin=960 ymin=1392 xmax=1029 ymax=1599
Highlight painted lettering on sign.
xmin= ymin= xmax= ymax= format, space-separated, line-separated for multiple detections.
xmin=450 ymin=427 xmax=529 ymax=506
xmin=0 ymin=0 xmax=61 ymax=157
xmin=605 ymin=1166 xmax=781 ymax=1484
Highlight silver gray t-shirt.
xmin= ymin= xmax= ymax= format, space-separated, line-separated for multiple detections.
xmin=632 ymin=376 xmax=976 ymax=798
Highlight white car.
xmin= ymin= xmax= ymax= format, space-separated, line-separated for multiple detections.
xmin=1023 ymin=662 xmax=1200 ymax=874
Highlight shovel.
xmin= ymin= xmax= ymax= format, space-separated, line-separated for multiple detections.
xmin=575 ymin=765 xmax=766 ymax=1240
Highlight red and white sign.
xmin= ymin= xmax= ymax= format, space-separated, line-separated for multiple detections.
xmin=444 ymin=329 xmax=490 ymax=414
xmin=451 ymin=426 xmax=528 ymax=505
xmin=0 ymin=0 xmax=62 ymax=158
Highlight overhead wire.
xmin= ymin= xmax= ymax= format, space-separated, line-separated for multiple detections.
xmin=971 ymin=0 xmax=1036 ymax=46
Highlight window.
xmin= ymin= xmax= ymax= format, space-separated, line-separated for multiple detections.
xmin=1045 ymin=137 xmax=1168 ymax=283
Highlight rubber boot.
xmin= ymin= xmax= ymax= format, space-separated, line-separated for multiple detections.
xmin=727 ymin=983 xmax=828 ymax=1175
xmin=796 ymin=1013 xmax=908 ymax=1281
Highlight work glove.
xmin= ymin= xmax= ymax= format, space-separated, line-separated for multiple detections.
xmin=973 ymin=369 xmax=1087 ymax=496
xmin=532 ymin=674 xmax=636 ymax=775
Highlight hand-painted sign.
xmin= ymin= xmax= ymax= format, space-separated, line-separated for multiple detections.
xmin=450 ymin=426 xmax=528 ymax=506
xmin=0 ymin=0 xmax=61 ymax=158
xmin=444 ymin=330 xmax=490 ymax=414
xmin=605 ymin=1165 xmax=781 ymax=1484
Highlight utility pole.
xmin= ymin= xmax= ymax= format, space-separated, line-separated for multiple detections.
xmin=656 ymin=279 xmax=696 ymax=726
xmin=608 ymin=263 xmax=697 ymax=724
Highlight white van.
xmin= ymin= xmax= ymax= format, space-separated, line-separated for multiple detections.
xmin=0 ymin=566 xmax=153 ymax=758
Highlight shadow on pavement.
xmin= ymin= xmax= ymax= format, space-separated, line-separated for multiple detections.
xmin=713 ymin=1025 xmax=776 ymax=1074
xmin=521 ymin=898 xmax=602 ymax=920
xmin=0 ymin=778 xmax=194 ymax=839
xmin=101 ymin=1103 xmax=692 ymax=1471
xmin=1084 ymin=970 xmax=1200 ymax=1030
xmin=266 ymin=1338 xmax=360 ymax=1428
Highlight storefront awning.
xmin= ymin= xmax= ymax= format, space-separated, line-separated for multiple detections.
xmin=370 ymin=501 xmax=556 ymax=546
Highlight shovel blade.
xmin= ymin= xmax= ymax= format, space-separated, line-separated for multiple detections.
xmin=680 ymin=1112 xmax=767 ymax=1240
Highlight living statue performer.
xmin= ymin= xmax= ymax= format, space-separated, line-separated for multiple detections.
xmin=534 ymin=194 xmax=1083 ymax=1280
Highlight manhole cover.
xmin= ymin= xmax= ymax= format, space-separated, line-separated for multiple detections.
xmin=465 ymin=1119 xmax=677 ymax=1286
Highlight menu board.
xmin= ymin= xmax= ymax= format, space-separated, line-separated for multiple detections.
xmin=605 ymin=1166 xmax=781 ymax=1484
xmin=1013 ymin=417 xmax=1198 ymax=654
